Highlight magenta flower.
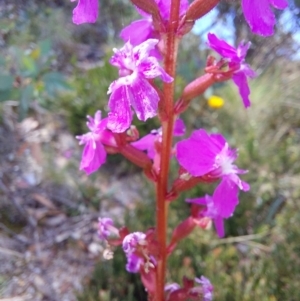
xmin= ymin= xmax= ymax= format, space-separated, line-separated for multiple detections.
xmin=131 ymin=119 xmax=185 ymax=172
xmin=98 ymin=217 xmax=119 ymax=240
xmin=120 ymin=0 xmax=189 ymax=46
xmin=165 ymin=283 xmax=181 ymax=293
xmin=207 ymin=33 xmax=256 ymax=108
xmin=194 ymin=276 xmax=214 ymax=301
xmin=186 ymin=186 xmax=238 ymax=238
xmin=123 ymin=232 xmax=146 ymax=253
xmin=242 ymin=0 xmax=288 ymax=36
xmin=176 ymin=129 xmax=249 ymax=218
xmin=176 ymin=129 xmax=249 ymax=186
xmin=132 ymin=118 xmax=185 ymax=159
xmin=71 ymin=0 xmax=99 ymax=25
xmin=76 ymin=111 xmax=117 ymax=175
xmin=122 ymin=232 xmax=146 ymax=273
xmin=107 ymin=39 xmax=173 ymax=133
xmin=165 ymin=276 xmax=213 ymax=301
xmin=126 ymin=253 xmax=144 ymax=273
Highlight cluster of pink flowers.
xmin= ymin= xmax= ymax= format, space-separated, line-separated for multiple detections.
xmin=72 ymin=0 xmax=287 ymax=300
xmin=71 ymin=0 xmax=288 ymax=36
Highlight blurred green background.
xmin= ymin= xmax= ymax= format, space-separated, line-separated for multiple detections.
xmin=0 ymin=1 xmax=300 ymax=301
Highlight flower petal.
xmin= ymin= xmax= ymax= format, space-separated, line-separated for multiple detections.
xmin=120 ymin=19 xmax=153 ymax=46
xmin=138 ymin=57 xmax=173 ymax=82
xmin=131 ymin=133 xmax=156 ymax=159
xmin=213 ymin=216 xmax=225 ymax=238
xmin=237 ymin=41 xmax=251 ymax=61
xmin=130 ymin=77 xmax=159 ymax=121
xmin=228 ymin=173 xmax=250 ymax=191
xmin=107 ymin=85 xmax=133 ymax=133
xmin=213 ymin=177 xmax=239 ymax=218
xmin=176 ymin=129 xmax=223 ymax=176
xmin=72 ymin=0 xmax=99 ymax=25
xmin=232 ymin=71 xmax=251 ymax=108
xmin=133 ymin=39 xmax=158 ymax=61
xmin=126 ymin=253 xmax=143 ymax=273
xmin=242 ymin=63 xmax=257 ymax=78
xmin=80 ymin=140 xmax=106 ymax=175
xmin=173 ymin=119 xmax=186 ymax=136
xmin=207 ymin=33 xmax=238 ymax=60
xmin=270 ymin=0 xmax=288 ymax=9
xmin=242 ymin=0 xmax=276 ymax=36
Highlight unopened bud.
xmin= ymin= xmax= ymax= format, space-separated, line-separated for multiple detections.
xmin=178 ymin=0 xmax=219 ymax=35
xmin=181 ymin=73 xmax=215 ymax=102
xmin=186 ymin=0 xmax=219 ymax=21
xmin=174 ymin=74 xmax=216 ymax=115
xmin=130 ymin=0 xmax=161 ymax=23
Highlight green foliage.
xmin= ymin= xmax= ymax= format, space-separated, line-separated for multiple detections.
xmin=57 ymin=55 xmax=116 ymax=135
xmin=0 ymin=40 xmax=71 ymax=120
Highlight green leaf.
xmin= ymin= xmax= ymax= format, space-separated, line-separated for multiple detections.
xmin=19 ymin=84 xmax=34 ymax=120
xmin=21 ymin=55 xmax=38 ymax=77
xmin=0 ymin=74 xmax=14 ymax=91
xmin=42 ymin=72 xmax=72 ymax=96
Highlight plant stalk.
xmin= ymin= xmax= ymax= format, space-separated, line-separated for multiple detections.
xmin=155 ymin=0 xmax=180 ymax=300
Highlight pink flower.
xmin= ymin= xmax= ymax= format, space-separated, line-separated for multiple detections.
xmin=122 ymin=232 xmax=146 ymax=273
xmin=123 ymin=232 xmax=146 ymax=253
xmin=207 ymin=33 xmax=256 ymax=108
xmin=131 ymin=119 xmax=185 ymax=171
xmin=98 ymin=217 xmax=119 ymax=240
xmin=76 ymin=111 xmax=116 ymax=175
xmin=242 ymin=0 xmax=288 ymax=36
xmin=176 ymin=129 xmax=249 ymax=221
xmin=132 ymin=119 xmax=185 ymax=159
xmin=120 ymin=0 xmax=189 ymax=46
xmin=187 ymin=187 xmax=236 ymax=238
xmin=107 ymin=39 xmax=173 ymax=133
xmin=71 ymin=0 xmax=99 ymax=25
xmin=194 ymin=276 xmax=213 ymax=301
xmin=165 ymin=283 xmax=181 ymax=293
xmin=176 ymin=129 xmax=248 ymax=184
xmin=165 ymin=276 xmax=213 ymax=301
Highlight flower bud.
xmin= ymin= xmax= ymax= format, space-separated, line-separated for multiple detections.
xmin=130 ymin=0 xmax=161 ymax=23
xmin=178 ymin=0 xmax=219 ymax=35
xmin=185 ymin=0 xmax=219 ymax=21
xmin=181 ymin=73 xmax=215 ymax=102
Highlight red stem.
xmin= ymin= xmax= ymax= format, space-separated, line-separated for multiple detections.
xmin=156 ymin=0 xmax=180 ymax=300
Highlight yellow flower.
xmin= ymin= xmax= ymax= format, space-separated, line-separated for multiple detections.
xmin=207 ymin=95 xmax=224 ymax=109
xmin=30 ymin=48 xmax=41 ymax=60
